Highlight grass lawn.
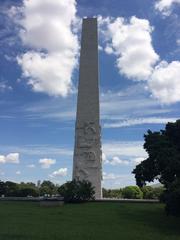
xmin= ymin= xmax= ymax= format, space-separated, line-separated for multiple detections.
xmin=0 ymin=202 xmax=180 ymax=240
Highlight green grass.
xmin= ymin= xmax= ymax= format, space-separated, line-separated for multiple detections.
xmin=0 ymin=202 xmax=180 ymax=240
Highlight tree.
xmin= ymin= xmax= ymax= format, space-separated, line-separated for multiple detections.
xmin=4 ymin=181 xmax=19 ymax=196
xmin=39 ymin=180 xmax=56 ymax=196
xmin=18 ymin=182 xmax=39 ymax=197
xmin=133 ymin=120 xmax=180 ymax=216
xmin=18 ymin=187 xmax=39 ymax=197
xmin=122 ymin=186 xmax=143 ymax=199
xmin=58 ymin=180 xmax=95 ymax=203
xmin=0 ymin=180 xmax=6 ymax=196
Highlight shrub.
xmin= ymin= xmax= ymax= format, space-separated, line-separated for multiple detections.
xmin=17 ymin=187 xmax=39 ymax=197
xmin=102 ymin=188 xmax=122 ymax=198
xmin=58 ymin=180 xmax=95 ymax=203
xmin=141 ymin=186 xmax=154 ymax=199
xmin=152 ymin=187 xmax=165 ymax=199
xmin=122 ymin=186 xmax=143 ymax=199
xmin=141 ymin=186 xmax=164 ymax=199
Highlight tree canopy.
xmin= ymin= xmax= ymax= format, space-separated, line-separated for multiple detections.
xmin=132 ymin=120 xmax=180 ymax=216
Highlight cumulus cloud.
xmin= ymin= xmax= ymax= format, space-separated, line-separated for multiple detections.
xmin=103 ymin=149 xmax=146 ymax=168
xmin=148 ymin=61 xmax=180 ymax=103
xmin=50 ymin=168 xmax=67 ymax=177
xmin=104 ymin=117 xmax=178 ymax=128
xmin=100 ymin=16 xmax=180 ymax=104
xmin=16 ymin=170 xmax=21 ymax=175
xmin=155 ymin=0 xmax=180 ymax=16
xmin=12 ymin=0 xmax=79 ymax=96
xmin=39 ymin=158 xmax=56 ymax=168
xmin=103 ymin=154 xmax=129 ymax=166
xmin=103 ymin=16 xmax=159 ymax=81
xmin=0 ymin=153 xmax=20 ymax=164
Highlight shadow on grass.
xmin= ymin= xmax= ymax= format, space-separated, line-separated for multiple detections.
xmin=115 ymin=203 xmax=180 ymax=236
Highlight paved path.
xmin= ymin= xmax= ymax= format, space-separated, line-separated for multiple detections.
xmin=91 ymin=198 xmax=159 ymax=203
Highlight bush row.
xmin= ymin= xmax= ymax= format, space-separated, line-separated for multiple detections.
xmin=103 ymin=185 xmax=164 ymax=200
xmin=0 ymin=180 xmax=164 ymax=201
xmin=0 ymin=180 xmax=59 ymax=197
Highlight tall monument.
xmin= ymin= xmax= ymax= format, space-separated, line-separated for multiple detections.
xmin=73 ymin=18 xmax=102 ymax=199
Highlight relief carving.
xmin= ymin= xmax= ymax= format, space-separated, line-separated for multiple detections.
xmin=74 ymin=149 xmax=98 ymax=178
xmin=76 ymin=121 xmax=99 ymax=148
xmin=84 ymin=151 xmax=96 ymax=161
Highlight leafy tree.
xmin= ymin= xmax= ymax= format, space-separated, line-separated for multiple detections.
xmin=0 ymin=180 xmax=6 ymax=196
xmin=40 ymin=180 xmax=56 ymax=196
xmin=18 ymin=182 xmax=39 ymax=197
xmin=133 ymin=120 xmax=180 ymax=215
xmin=58 ymin=180 xmax=95 ymax=203
xmin=4 ymin=181 xmax=19 ymax=197
xmin=18 ymin=187 xmax=39 ymax=197
xmin=122 ymin=186 xmax=143 ymax=199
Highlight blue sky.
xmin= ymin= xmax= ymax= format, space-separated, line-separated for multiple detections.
xmin=0 ymin=0 xmax=180 ymax=188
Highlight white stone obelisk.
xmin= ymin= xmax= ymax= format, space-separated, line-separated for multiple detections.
xmin=73 ymin=18 xmax=102 ymax=199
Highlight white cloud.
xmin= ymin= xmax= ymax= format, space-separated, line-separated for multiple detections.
xmin=100 ymin=16 xmax=180 ymax=105
xmin=103 ymin=149 xmax=146 ymax=168
xmin=104 ymin=16 xmax=159 ymax=81
xmin=0 ymin=145 xmax=73 ymax=157
xmin=155 ymin=0 xmax=180 ymax=16
xmin=104 ymin=45 xmax=113 ymax=54
xmin=100 ymin=85 xmax=172 ymax=120
xmin=6 ymin=153 xmax=20 ymax=163
xmin=98 ymin=45 xmax=103 ymax=51
xmin=39 ymin=158 xmax=56 ymax=168
xmin=102 ymin=141 xmax=147 ymax=159
xmin=102 ymin=150 xmax=146 ymax=167
xmin=12 ymin=0 xmax=79 ymax=97
xmin=0 ymin=82 xmax=12 ymax=92
xmin=16 ymin=171 xmax=21 ymax=175
xmin=0 ymin=153 xmax=20 ymax=164
xmin=103 ymin=172 xmax=121 ymax=180
xmin=149 ymin=61 xmax=180 ymax=103
xmin=103 ymin=155 xmax=129 ymax=166
xmin=0 ymin=156 xmax=5 ymax=163
xmin=102 ymin=172 xmax=136 ymax=188
xmin=177 ymin=39 xmax=180 ymax=46
xmin=50 ymin=168 xmax=67 ymax=177
xmin=104 ymin=117 xmax=178 ymax=128
xmin=133 ymin=157 xmax=145 ymax=164
xmin=27 ymin=164 xmax=35 ymax=168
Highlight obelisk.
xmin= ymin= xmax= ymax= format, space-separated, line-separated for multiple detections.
xmin=73 ymin=18 xmax=102 ymax=199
